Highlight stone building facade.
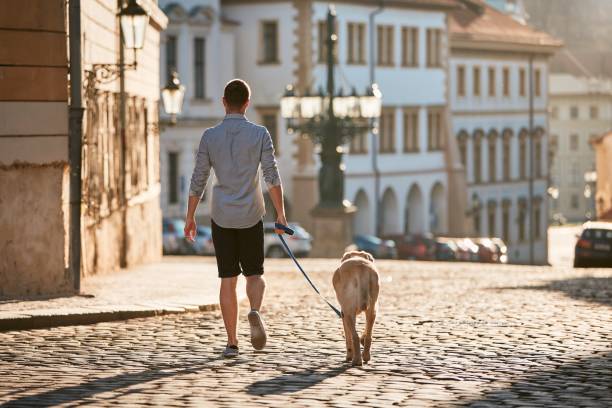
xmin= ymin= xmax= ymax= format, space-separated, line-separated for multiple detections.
xmin=592 ymin=132 xmax=612 ymax=221
xmin=449 ymin=1 xmax=561 ymax=264
xmin=0 ymin=0 xmax=167 ymax=297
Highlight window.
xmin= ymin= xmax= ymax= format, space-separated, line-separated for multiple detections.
xmin=534 ymin=68 xmax=541 ymax=97
xmin=194 ymin=37 xmax=206 ymax=99
xmin=551 ymin=105 xmax=558 ymax=119
xmin=457 ymin=65 xmax=466 ymax=97
xmin=379 ymin=108 xmax=395 ymax=153
xmin=488 ymin=132 xmax=497 ymax=182
xmin=488 ymin=67 xmax=496 ymax=97
xmin=472 ymin=66 xmax=481 ymax=96
xmin=503 ymin=131 xmax=511 ymax=181
xmin=261 ymin=21 xmax=279 ymax=64
xmin=318 ymin=20 xmax=339 ymax=63
xmin=519 ymin=68 xmax=526 ymax=97
xmin=168 ymin=152 xmax=179 ymax=204
xmin=534 ymin=203 xmax=541 ymax=239
xmin=166 ymin=35 xmax=177 ymax=80
xmin=403 ymin=108 xmax=419 ymax=152
xmin=570 ymin=134 xmax=579 ymax=151
xmin=590 ymin=105 xmax=599 ymax=119
xmin=503 ymin=67 xmax=510 ymax=96
xmin=377 ymin=25 xmax=394 ymax=66
xmin=474 ymin=133 xmax=482 ymax=183
xmin=570 ymin=106 xmax=579 ymax=119
xmin=519 ymin=131 xmax=527 ymax=179
xmin=350 ymin=131 xmax=368 ymax=154
xmin=571 ymin=193 xmax=579 ymax=209
xmin=401 ymin=27 xmax=419 ymax=67
xmin=488 ymin=203 xmax=496 ymax=237
xmin=458 ymin=132 xmax=468 ymax=167
xmin=260 ymin=110 xmax=279 ymax=154
xmin=426 ymin=28 xmax=442 ymax=67
xmin=427 ymin=108 xmax=444 ymax=150
xmin=534 ymin=134 xmax=542 ymax=178
xmin=518 ymin=202 xmax=526 ymax=242
xmin=570 ymin=162 xmax=580 ymax=186
xmin=347 ymin=22 xmax=366 ymax=64
xmin=502 ymin=203 xmax=510 ymax=243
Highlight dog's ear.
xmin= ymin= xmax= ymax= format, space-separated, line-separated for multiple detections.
xmin=361 ymin=251 xmax=375 ymax=263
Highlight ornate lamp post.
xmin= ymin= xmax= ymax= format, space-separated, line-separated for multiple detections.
xmin=281 ymin=6 xmax=381 ymax=207
xmin=280 ymin=5 xmax=381 ymax=255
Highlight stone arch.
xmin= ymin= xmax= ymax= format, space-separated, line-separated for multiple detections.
xmin=429 ymin=182 xmax=447 ymax=235
xmin=353 ymin=189 xmax=372 ymax=236
xmin=405 ymin=184 xmax=425 ymax=234
xmin=381 ymin=187 xmax=400 ymax=235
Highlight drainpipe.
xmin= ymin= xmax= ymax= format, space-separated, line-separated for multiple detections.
xmin=528 ymin=54 xmax=534 ymax=265
xmin=369 ymin=0 xmax=384 ymax=237
xmin=68 ymin=0 xmax=84 ymax=291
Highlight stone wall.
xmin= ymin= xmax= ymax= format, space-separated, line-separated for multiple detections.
xmin=0 ymin=164 xmax=72 ymax=297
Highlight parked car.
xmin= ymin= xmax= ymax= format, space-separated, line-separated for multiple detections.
xmin=474 ymin=238 xmax=500 ymax=263
xmin=455 ymin=238 xmax=480 ymax=262
xmin=574 ymin=221 xmax=612 ymax=268
xmin=434 ymin=238 xmax=458 ymax=261
xmin=193 ymin=226 xmax=215 ymax=256
xmin=353 ymin=235 xmax=397 ymax=259
xmin=387 ymin=233 xmax=436 ymax=260
xmin=263 ymin=223 xmax=312 ymax=258
xmin=162 ymin=218 xmax=195 ymax=255
xmin=491 ymin=238 xmax=508 ymax=264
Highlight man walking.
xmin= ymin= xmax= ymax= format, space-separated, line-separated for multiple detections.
xmin=184 ymin=79 xmax=287 ymax=358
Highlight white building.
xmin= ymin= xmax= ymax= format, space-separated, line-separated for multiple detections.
xmin=158 ymin=0 xmax=238 ymax=220
xmin=221 ymin=0 xmax=466 ymax=237
xmin=549 ymin=74 xmax=612 ymax=222
xmin=449 ymin=1 xmax=561 ymax=263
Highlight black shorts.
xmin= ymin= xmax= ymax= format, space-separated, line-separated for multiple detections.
xmin=211 ymin=219 xmax=264 ymax=279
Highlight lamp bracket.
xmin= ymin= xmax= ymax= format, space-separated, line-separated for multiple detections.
xmin=83 ymin=61 xmax=138 ymax=100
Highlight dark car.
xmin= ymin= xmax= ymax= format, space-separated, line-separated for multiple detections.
xmin=387 ymin=233 xmax=436 ymax=260
xmin=353 ymin=235 xmax=397 ymax=259
xmin=434 ymin=238 xmax=457 ymax=261
xmin=574 ymin=222 xmax=612 ymax=268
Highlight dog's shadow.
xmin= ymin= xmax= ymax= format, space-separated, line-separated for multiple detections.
xmin=246 ymin=364 xmax=350 ymax=395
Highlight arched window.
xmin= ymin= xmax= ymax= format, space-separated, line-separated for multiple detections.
xmin=457 ymin=130 xmax=468 ymax=168
xmin=487 ymin=130 xmax=498 ymax=183
xmin=487 ymin=200 xmax=497 ymax=237
xmin=502 ymin=129 xmax=512 ymax=181
xmin=518 ymin=197 xmax=527 ymax=242
xmin=533 ymin=196 xmax=542 ymax=240
xmin=519 ymin=129 xmax=528 ymax=180
xmin=502 ymin=199 xmax=511 ymax=243
xmin=534 ymin=128 xmax=544 ymax=178
xmin=473 ymin=130 xmax=484 ymax=184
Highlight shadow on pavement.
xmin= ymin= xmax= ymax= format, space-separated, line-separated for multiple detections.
xmin=461 ymin=351 xmax=612 ymax=407
xmin=246 ymin=364 xmax=349 ymax=395
xmin=495 ymin=276 xmax=612 ymax=307
xmin=2 ymin=356 xmax=231 ymax=407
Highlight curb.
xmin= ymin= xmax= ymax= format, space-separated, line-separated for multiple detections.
xmin=0 ymin=303 xmax=219 ymax=332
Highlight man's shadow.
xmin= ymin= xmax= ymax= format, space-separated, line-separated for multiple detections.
xmin=246 ymin=364 xmax=350 ymax=395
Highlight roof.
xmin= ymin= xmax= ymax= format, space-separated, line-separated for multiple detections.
xmin=582 ymin=221 xmax=612 ymax=231
xmin=449 ymin=0 xmax=562 ymax=53
xmin=221 ymin=0 xmax=458 ymax=10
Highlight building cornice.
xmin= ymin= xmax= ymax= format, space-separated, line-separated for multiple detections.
xmin=451 ymin=36 xmax=561 ymax=56
xmin=141 ymin=0 xmax=168 ymax=31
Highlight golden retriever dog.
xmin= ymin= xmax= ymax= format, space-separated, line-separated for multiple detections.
xmin=332 ymin=250 xmax=380 ymax=366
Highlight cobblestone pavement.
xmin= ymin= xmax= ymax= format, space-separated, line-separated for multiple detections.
xmin=1 ymin=259 xmax=610 ymax=407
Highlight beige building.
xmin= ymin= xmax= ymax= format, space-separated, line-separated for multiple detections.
xmin=0 ymin=0 xmax=167 ymax=297
xmin=593 ymin=132 xmax=612 ymax=220
xmin=548 ymin=75 xmax=612 ymax=222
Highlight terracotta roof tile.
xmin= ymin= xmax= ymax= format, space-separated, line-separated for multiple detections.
xmin=449 ymin=0 xmax=562 ymax=50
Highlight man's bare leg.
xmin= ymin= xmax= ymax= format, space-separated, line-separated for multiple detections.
xmin=246 ymin=275 xmax=267 ymax=350
xmin=246 ymin=275 xmax=266 ymax=311
xmin=220 ymin=276 xmax=239 ymax=346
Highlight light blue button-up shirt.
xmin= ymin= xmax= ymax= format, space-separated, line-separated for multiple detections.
xmin=189 ymin=114 xmax=281 ymax=229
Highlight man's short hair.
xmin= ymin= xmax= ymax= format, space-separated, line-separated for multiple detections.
xmin=224 ymin=79 xmax=251 ymax=108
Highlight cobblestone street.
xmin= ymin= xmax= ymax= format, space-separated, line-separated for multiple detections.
xmin=1 ymin=259 xmax=610 ymax=407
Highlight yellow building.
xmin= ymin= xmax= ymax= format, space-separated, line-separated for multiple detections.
xmin=0 ymin=0 xmax=167 ymax=297
xmin=593 ymin=132 xmax=612 ymax=221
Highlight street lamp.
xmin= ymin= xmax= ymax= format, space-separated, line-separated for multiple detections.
xmin=119 ymin=0 xmax=149 ymax=51
xmin=161 ymin=71 xmax=186 ymax=125
xmin=280 ymin=6 xmax=382 ymax=209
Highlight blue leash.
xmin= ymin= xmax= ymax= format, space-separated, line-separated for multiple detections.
xmin=275 ymin=223 xmax=343 ymax=318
